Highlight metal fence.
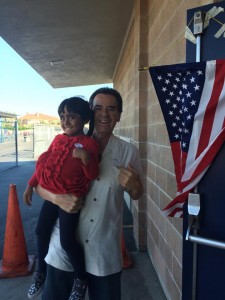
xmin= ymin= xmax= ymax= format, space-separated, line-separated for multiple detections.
xmin=0 ymin=124 xmax=61 ymax=172
xmin=33 ymin=125 xmax=62 ymax=157
xmin=0 ymin=119 xmax=16 ymax=143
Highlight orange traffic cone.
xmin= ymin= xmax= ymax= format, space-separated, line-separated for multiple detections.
xmin=0 ymin=184 xmax=35 ymax=278
xmin=122 ymin=230 xmax=133 ymax=269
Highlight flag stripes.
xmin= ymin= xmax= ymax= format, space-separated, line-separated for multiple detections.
xmin=149 ymin=60 xmax=225 ymax=217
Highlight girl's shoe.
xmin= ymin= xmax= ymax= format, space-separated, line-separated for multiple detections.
xmin=68 ymin=278 xmax=87 ymax=300
xmin=27 ymin=271 xmax=46 ymax=299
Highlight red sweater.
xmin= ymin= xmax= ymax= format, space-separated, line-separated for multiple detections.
xmin=28 ymin=134 xmax=99 ymax=196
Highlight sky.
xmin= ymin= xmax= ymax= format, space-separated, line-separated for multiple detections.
xmin=0 ymin=37 xmax=112 ymax=117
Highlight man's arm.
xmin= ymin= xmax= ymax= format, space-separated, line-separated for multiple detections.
xmin=35 ymin=185 xmax=84 ymax=213
xmin=118 ymin=164 xmax=144 ymax=200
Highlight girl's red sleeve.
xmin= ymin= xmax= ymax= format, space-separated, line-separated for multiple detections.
xmin=82 ymin=138 xmax=100 ymax=180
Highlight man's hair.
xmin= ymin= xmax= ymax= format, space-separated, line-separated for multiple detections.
xmin=89 ymin=87 xmax=123 ymax=113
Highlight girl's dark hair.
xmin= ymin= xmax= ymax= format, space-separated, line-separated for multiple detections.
xmin=58 ymin=96 xmax=94 ymax=136
xmin=89 ymin=87 xmax=123 ymax=113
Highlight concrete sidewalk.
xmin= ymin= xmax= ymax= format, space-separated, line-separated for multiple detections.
xmin=0 ymin=253 xmax=166 ymax=300
xmin=0 ymin=156 xmax=166 ymax=300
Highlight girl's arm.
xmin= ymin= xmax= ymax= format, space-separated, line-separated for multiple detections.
xmin=73 ymin=138 xmax=100 ymax=180
xmin=23 ymin=185 xmax=34 ymax=206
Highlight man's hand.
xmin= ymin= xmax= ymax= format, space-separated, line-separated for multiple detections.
xmin=35 ymin=185 xmax=84 ymax=213
xmin=117 ymin=164 xmax=143 ymax=200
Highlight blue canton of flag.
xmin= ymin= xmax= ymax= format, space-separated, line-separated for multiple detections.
xmin=153 ymin=64 xmax=205 ymax=150
xmin=150 ymin=60 xmax=225 ymax=217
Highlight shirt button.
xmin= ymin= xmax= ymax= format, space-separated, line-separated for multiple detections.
xmin=85 ymin=240 xmax=89 ymax=243
xmin=90 ymin=219 xmax=94 ymax=222
xmin=97 ymin=177 xmax=100 ymax=181
xmin=93 ymin=198 xmax=97 ymax=201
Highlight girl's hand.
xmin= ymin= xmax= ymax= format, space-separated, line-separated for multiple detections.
xmin=23 ymin=185 xmax=33 ymax=206
xmin=72 ymin=147 xmax=90 ymax=166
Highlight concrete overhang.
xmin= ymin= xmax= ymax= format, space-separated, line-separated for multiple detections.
xmin=0 ymin=111 xmax=17 ymax=118
xmin=0 ymin=0 xmax=133 ymax=88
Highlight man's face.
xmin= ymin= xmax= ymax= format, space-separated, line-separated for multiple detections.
xmin=92 ymin=93 xmax=121 ymax=136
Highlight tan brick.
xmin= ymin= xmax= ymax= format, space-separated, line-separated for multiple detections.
xmin=173 ymin=255 xmax=182 ymax=292
xmin=114 ymin=1 xmax=217 ymax=298
xmin=166 ymin=222 xmax=182 ymax=264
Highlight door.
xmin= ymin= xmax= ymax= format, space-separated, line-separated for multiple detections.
xmin=183 ymin=1 xmax=225 ymax=299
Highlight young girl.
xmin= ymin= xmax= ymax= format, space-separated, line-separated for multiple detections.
xmin=23 ymin=97 xmax=99 ymax=300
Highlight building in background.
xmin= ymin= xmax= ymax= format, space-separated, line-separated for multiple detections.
xmin=18 ymin=113 xmax=59 ymax=126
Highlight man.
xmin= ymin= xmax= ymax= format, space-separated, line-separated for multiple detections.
xmin=37 ymin=87 xmax=144 ymax=300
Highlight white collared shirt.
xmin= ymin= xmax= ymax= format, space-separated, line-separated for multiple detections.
xmin=45 ymin=134 xmax=144 ymax=276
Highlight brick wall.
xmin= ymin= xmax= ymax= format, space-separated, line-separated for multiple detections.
xmin=113 ymin=0 xmax=219 ymax=299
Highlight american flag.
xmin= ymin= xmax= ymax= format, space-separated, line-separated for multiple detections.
xmin=149 ymin=60 xmax=225 ymax=217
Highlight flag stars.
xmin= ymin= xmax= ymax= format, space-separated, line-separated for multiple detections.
xmin=165 ymin=79 xmax=170 ymax=84
xmin=186 ymin=92 xmax=191 ymax=98
xmin=150 ymin=65 xmax=206 ymax=148
xmin=150 ymin=64 xmax=207 ymax=154
xmin=194 ymin=84 xmax=200 ymax=91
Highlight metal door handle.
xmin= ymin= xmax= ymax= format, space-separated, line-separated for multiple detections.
xmin=187 ymin=232 xmax=225 ymax=250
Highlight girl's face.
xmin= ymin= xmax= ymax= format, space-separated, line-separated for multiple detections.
xmin=59 ymin=106 xmax=84 ymax=136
